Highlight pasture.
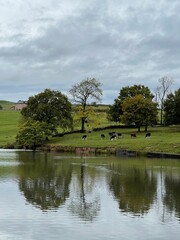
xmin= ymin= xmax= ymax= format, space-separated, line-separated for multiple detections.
xmin=49 ymin=125 xmax=180 ymax=154
xmin=0 ymin=110 xmax=21 ymax=147
xmin=0 ymin=100 xmax=15 ymax=110
xmin=0 ymin=105 xmax=179 ymax=154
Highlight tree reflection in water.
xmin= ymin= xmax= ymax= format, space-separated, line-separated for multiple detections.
xmin=18 ymin=152 xmax=72 ymax=211
xmin=110 ymin=165 xmax=157 ymax=216
xmin=164 ymin=174 xmax=180 ymax=220
xmin=68 ymin=164 xmax=100 ymax=222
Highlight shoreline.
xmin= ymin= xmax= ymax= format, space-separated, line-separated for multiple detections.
xmin=1 ymin=144 xmax=180 ymax=159
xmin=40 ymin=145 xmax=180 ymax=159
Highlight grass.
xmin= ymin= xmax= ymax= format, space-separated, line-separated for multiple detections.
xmin=48 ymin=126 xmax=180 ymax=154
xmin=0 ymin=110 xmax=21 ymax=146
xmin=0 ymin=100 xmax=15 ymax=110
xmin=0 ymin=104 xmax=179 ymax=154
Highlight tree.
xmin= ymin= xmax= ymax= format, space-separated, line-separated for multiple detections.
xmin=121 ymin=95 xmax=157 ymax=132
xmin=108 ymin=85 xmax=154 ymax=123
xmin=69 ymin=78 xmax=103 ymax=132
xmin=107 ymin=99 xmax=122 ymax=123
xmin=119 ymin=84 xmax=154 ymax=101
xmin=73 ymin=105 xmax=99 ymax=130
xmin=21 ymin=89 xmax=72 ymax=132
xmin=164 ymin=88 xmax=180 ymax=125
xmin=0 ymin=105 xmax=2 ymax=110
xmin=16 ymin=119 xmax=52 ymax=149
xmin=156 ymin=76 xmax=174 ymax=125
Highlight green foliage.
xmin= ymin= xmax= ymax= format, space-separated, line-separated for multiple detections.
xmin=73 ymin=105 xmax=99 ymax=130
xmin=119 ymin=84 xmax=154 ymax=101
xmin=107 ymin=99 xmax=122 ymax=123
xmin=121 ymin=95 xmax=157 ymax=131
xmin=0 ymin=105 xmax=2 ymax=110
xmin=21 ymin=89 xmax=72 ymax=131
xmin=69 ymin=78 xmax=103 ymax=132
xmin=16 ymin=119 xmax=52 ymax=149
xmin=108 ymin=84 xmax=154 ymax=123
xmin=164 ymin=88 xmax=180 ymax=125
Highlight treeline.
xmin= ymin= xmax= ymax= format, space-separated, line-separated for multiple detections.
xmin=14 ymin=77 xmax=179 ymax=149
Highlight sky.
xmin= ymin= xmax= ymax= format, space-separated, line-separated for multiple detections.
xmin=0 ymin=0 xmax=180 ymax=104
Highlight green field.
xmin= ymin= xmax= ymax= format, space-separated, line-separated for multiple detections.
xmin=0 ymin=100 xmax=15 ymax=110
xmin=0 ymin=110 xmax=21 ymax=147
xmin=0 ymin=105 xmax=180 ymax=154
xmin=48 ymin=125 xmax=180 ymax=154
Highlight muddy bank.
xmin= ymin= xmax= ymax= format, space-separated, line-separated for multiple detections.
xmin=40 ymin=144 xmax=180 ymax=159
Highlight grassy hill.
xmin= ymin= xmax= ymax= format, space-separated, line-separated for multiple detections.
xmin=0 ymin=100 xmax=15 ymax=110
xmin=0 ymin=110 xmax=21 ymax=147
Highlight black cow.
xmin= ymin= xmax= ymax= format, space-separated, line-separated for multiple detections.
xmin=110 ymin=133 xmax=117 ymax=141
xmin=82 ymin=135 xmax=87 ymax=140
xmin=101 ymin=134 xmax=105 ymax=139
xmin=117 ymin=133 xmax=122 ymax=138
xmin=109 ymin=132 xmax=115 ymax=136
xmin=131 ymin=133 xmax=136 ymax=138
xmin=145 ymin=132 xmax=151 ymax=138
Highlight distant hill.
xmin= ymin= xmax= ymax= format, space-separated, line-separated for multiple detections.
xmin=0 ymin=100 xmax=15 ymax=110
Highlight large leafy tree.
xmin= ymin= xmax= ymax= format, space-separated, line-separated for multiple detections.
xmin=16 ymin=119 xmax=51 ymax=149
xmin=107 ymin=99 xmax=122 ymax=123
xmin=164 ymin=88 xmax=180 ymax=125
xmin=121 ymin=95 xmax=157 ymax=132
xmin=108 ymin=85 xmax=154 ymax=123
xmin=21 ymin=89 xmax=72 ymax=132
xmin=119 ymin=84 xmax=154 ymax=101
xmin=69 ymin=78 xmax=102 ymax=132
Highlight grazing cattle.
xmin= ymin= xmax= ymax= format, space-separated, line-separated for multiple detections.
xmin=131 ymin=133 xmax=136 ymax=138
xmin=101 ymin=134 xmax=105 ymax=139
xmin=82 ymin=135 xmax=87 ymax=140
xmin=110 ymin=133 xmax=117 ymax=141
xmin=145 ymin=132 xmax=151 ymax=138
xmin=117 ymin=133 xmax=122 ymax=138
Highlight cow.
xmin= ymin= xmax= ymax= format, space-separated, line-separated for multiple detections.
xmin=101 ymin=134 xmax=105 ymax=139
xmin=131 ymin=133 xmax=136 ymax=138
xmin=110 ymin=133 xmax=117 ymax=141
xmin=109 ymin=131 xmax=115 ymax=136
xmin=82 ymin=135 xmax=87 ymax=140
xmin=117 ymin=133 xmax=122 ymax=138
xmin=145 ymin=132 xmax=151 ymax=138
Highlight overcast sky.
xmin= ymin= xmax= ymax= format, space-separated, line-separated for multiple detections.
xmin=0 ymin=0 xmax=180 ymax=104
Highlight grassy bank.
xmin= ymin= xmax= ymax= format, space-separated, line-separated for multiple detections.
xmin=48 ymin=125 xmax=180 ymax=154
xmin=0 ymin=107 xmax=180 ymax=155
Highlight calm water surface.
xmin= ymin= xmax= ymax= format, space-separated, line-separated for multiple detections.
xmin=0 ymin=150 xmax=180 ymax=240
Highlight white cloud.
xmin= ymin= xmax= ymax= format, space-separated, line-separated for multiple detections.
xmin=0 ymin=0 xmax=179 ymax=103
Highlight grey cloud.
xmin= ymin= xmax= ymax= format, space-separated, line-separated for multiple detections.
xmin=0 ymin=0 xmax=180 ymax=103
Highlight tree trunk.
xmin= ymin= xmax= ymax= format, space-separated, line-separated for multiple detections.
xmin=160 ymin=108 xmax=163 ymax=125
xmin=81 ymin=117 xmax=85 ymax=132
xmin=145 ymin=125 xmax=148 ymax=132
xmin=138 ymin=126 xmax=141 ymax=132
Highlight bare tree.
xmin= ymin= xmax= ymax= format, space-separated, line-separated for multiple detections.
xmin=69 ymin=78 xmax=103 ymax=132
xmin=156 ymin=76 xmax=174 ymax=125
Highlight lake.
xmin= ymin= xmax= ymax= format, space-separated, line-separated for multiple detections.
xmin=0 ymin=150 xmax=180 ymax=240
